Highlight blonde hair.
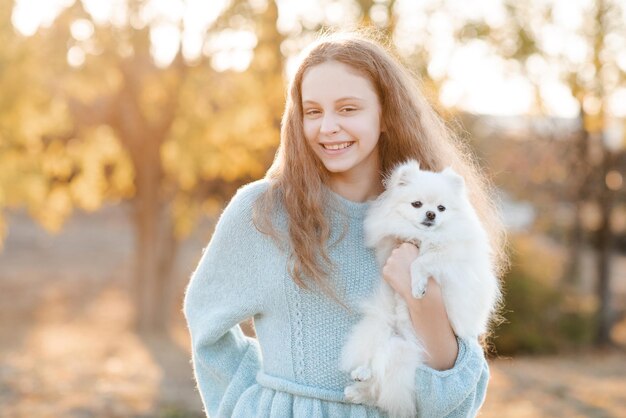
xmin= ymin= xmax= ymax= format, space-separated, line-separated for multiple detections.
xmin=254 ymin=29 xmax=508 ymax=295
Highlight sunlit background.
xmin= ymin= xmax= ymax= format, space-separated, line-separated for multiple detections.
xmin=0 ymin=0 xmax=625 ymax=417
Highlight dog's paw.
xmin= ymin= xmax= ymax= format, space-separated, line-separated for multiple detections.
xmin=410 ymin=262 xmax=429 ymax=299
xmin=411 ymin=277 xmax=427 ymax=299
xmin=344 ymin=384 xmax=368 ymax=404
xmin=344 ymin=385 xmax=359 ymax=402
xmin=351 ymin=366 xmax=372 ymax=382
xmin=412 ymin=287 xmax=426 ymax=299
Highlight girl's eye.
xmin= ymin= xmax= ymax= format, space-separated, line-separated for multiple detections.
xmin=411 ymin=201 xmax=422 ymax=208
xmin=305 ymin=109 xmax=321 ymax=116
xmin=437 ymin=205 xmax=446 ymax=212
xmin=341 ymin=107 xmax=357 ymax=112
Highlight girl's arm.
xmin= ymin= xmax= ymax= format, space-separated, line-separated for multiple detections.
xmin=382 ymin=243 xmax=490 ymax=417
xmin=183 ymin=184 xmax=266 ymax=418
xmin=382 ymin=243 xmax=458 ymax=369
xmin=405 ymin=277 xmax=458 ymax=370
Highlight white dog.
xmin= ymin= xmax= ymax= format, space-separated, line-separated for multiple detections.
xmin=340 ymin=160 xmax=500 ymax=418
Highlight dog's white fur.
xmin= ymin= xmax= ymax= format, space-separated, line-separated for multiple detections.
xmin=340 ymin=160 xmax=500 ymax=418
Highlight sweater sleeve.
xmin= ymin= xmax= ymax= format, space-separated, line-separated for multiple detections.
xmin=414 ymin=337 xmax=490 ymax=418
xmin=183 ymin=184 xmax=267 ymax=418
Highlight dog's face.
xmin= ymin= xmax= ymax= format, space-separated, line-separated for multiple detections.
xmin=383 ymin=161 xmax=467 ymax=231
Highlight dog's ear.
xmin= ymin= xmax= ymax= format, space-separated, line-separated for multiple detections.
xmin=384 ymin=160 xmax=420 ymax=189
xmin=441 ymin=167 xmax=465 ymax=191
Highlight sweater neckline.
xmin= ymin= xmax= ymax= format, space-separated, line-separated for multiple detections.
xmin=325 ymin=187 xmax=374 ymax=219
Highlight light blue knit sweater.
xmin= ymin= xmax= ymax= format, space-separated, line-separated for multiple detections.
xmin=183 ymin=179 xmax=490 ymax=418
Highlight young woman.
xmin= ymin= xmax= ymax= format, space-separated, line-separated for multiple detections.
xmin=183 ymin=30 xmax=506 ymax=418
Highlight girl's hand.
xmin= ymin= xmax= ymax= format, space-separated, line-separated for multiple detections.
xmin=381 ymin=242 xmax=419 ymax=300
xmin=382 ymin=242 xmax=459 ymax=370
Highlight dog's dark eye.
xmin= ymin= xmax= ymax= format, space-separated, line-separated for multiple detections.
xmin=437 ymin=205 xmax=446 ymax=212
xmin=411 ymin=201 xmax=422 ymax=208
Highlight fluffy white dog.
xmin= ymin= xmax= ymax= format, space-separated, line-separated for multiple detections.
xmin=340 ymin=160 xmax=500 ymax=418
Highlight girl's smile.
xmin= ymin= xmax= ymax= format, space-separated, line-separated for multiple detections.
xmin=319 ymin=141 xmax=355 ymax=153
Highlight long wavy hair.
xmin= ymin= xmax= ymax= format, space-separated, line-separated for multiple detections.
xmin=254 ymin=29 xmax=508 ymax=297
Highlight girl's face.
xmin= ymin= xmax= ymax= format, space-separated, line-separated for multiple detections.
xmin=301 ymin=60 xmax=383 ymax=182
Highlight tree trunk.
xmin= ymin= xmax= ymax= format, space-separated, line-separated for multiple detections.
xmin=565 ymin=207 xmax=584 ymax=288
xmin=131 ymin=203 xmax=179 ymax=334
xmin=594 ymin=144 xmax=615 ymax=347
xmin=130 ymin=136 xmax=177 ymax=334
xmin=564 ymin=110 xmax=592 ymax=289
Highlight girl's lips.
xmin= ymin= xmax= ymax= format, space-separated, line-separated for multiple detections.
xmin=319 ymin=141 xmax=355 ymax=156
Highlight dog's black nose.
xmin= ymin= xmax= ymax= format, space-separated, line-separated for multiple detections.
xmin=426 ymin=211 xmax=436 ymax=220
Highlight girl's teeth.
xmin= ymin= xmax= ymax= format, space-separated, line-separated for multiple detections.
xmin=324 ymin=142 xmax=352 ymax=150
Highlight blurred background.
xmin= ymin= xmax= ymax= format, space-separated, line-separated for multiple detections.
xmin=0 ymin=0 xmax=625 ymax=417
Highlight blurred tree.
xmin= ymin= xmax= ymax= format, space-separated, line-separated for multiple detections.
xmin=454 ymin=0 xmax=625 ymax=346
xmin=356 ymin=0 xmax=396 ymax=38
xmin=0 ymin=0 xmax=80 ymax=248
xmin=3 ymin=0 xmax=285 ymax=333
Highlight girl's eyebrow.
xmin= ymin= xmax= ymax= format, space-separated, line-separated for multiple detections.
xmin=302 ymin=96 xmax=365 ymax=105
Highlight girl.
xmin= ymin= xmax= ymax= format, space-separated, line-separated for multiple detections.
xmin=183 ymin=30 xmax=506 ymax=418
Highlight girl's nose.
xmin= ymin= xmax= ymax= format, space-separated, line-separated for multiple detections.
xmin=320 ymin=113 xmax=340 ymax=135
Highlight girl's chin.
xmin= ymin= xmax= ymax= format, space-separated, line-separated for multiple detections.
xmin=321 ymin=160 xmax=356 ymax=174
xmin=315 ymin=147 xmax=379 ymax=176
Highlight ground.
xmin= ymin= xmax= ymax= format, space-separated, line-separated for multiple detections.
xmin=0 ymin=205 xmax=624 ymax=417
